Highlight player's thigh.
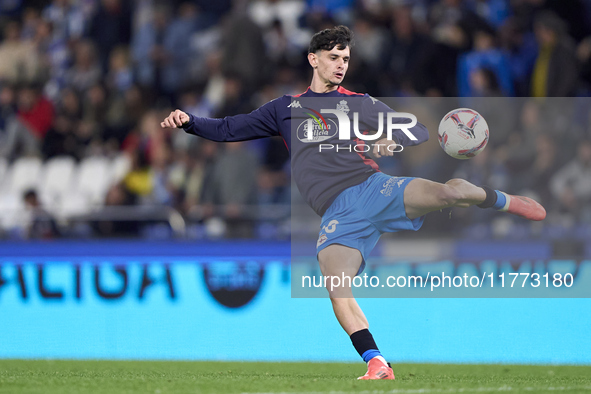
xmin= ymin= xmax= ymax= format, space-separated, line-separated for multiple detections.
xmin=404 ymin=178 xmax=454 ymax=219
xmin=318 ymin=244 xmax=362 ymax=297
xmin=318 ymin=244 xmax=362 ymax=277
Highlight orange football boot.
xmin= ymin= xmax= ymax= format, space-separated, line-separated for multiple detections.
xmin=497 ymin=192 xmax=546 ymax=221
xmin=357 ymin=358 xmax=395 ymax=380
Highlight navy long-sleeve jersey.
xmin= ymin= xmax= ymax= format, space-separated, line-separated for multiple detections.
xmin=183 ymin=86 xmax=429 ymax=216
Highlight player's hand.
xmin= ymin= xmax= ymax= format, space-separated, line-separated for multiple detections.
xmin=372 ymin=138 xmax=397 ymax=158
xmin=161 ymin=110 xmax=190 ymax=128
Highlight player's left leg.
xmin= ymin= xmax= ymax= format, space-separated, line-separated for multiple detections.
xmin=318 ymin=244 xmax=394 ymax=380
xmin=318 ymin=244 xmax=367 ymax=334
xmin=403 ymin=178 xmax=546 ymax=221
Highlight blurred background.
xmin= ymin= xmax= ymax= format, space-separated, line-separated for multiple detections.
xmin=0 ymin=0 xmax=591 ymax=241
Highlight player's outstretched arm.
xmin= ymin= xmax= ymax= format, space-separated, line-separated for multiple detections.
xmin=160 ymin=101 xmax=280 ymax=142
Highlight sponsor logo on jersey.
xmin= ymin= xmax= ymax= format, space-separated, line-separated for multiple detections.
xmin=322 ymin=220 xmax=339 ymax=233
xmin=380 ymin=177 xmax=404 ymax=197
xmin=288 ymin=100 xmax=302 ymax=108
xmin=296 ymin=117 xmax=339 ymax=143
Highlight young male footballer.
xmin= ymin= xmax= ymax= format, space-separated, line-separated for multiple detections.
xmin=161 ymin=26 xmax=546 ymax=380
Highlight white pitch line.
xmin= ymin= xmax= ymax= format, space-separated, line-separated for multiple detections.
xmin=241 ymin=385 xmax=591 ymax=394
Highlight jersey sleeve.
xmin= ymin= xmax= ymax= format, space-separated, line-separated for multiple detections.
xmin=182 ymin=99 xmax=280 ymax=142
xmin=360 ymin=95 xmax=429 ymax=147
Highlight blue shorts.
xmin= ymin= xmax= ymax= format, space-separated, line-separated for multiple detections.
xmin=316 ymin=172 xmax=424 ymax=275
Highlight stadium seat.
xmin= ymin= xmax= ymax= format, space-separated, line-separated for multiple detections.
xmin=111 ymin=153 xmax=131 ymax=184
xmin=4 ymin=157 xmax=43 ymax=197
xmin=59 ymin=190 xmax=93 ymax=218
xmin=0 ymin=192 xmax=26 ymax=231
xmin=73 ymin=156 xmax=112 ymax=206
xmin=39 ymin=156 xmax=76 ymax=210
xmin=0 ymin=158 xmax=7 ymax=186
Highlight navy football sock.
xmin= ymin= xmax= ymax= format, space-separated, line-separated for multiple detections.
xmin=350 ymin=329 xmax=383 ymax=363
xmin=477 ymin=186 xmax=507 ymax=210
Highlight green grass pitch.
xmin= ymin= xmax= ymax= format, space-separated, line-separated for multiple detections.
xmin=1 ymin=360 xmax=590 ymax=393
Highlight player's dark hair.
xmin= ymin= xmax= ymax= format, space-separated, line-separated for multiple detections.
xmin=308 ymin=25 xmax=354 ymax=54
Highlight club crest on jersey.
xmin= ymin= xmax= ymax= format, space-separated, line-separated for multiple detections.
xmin=336 ymin=100 xmax=350 ymax=114
xmin=317 ymin=233 xmax=328 ymax=247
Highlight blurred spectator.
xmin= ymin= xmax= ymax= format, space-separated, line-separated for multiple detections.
xmin=42 ymin=0 xmax=90 ymax=42
xmin=468 ymin=68 xmax=503 ymax=97
xmin=306 ymin=0 xmax=355 ymax=24
xmin=23 ymin=189 xmax=61 ymax=239
xmin=220 ymin=5 xmax=267 ymax=90
xmin=543 ymin=0 xmax=590 ymax=43
xmin=66 ymin=40 xmax=102 ymax=92
xmin=0 ymin=0 xmax=23 ymax=18
xmin=215 ymin=75 xmax=253 ymax=118
xmin=202 ymin=141 xmax=259 ymax=238
xmin=424 ymin=0 xmax=492 ymax=96
xmin=352 ymin=15 xmax=387 ymax=70
xmin=261 ymin=19 xmax=305 ymax=67
xmin=106 ymin=46 xmax=133 ymax=94
xmin=123 ymin=149 xmax=153 ymax=201
xmin=169 ymin=139 xmax=218 ymax=214
xmin=550 ymin=139 xmax=591 ymax=222
xmin=0 ymin=84 xmax=55 ymax=159
xmin=0 ymin=83 xmax=15 ymax=130
xmin=466 ymin=0 xmax=511 ymax=29
xmin=498 ymin=17 xmax=537 ymax=96
xmin=150 ymin=144 xmax=173 ymax=206
xmin=258 ymin=137 xmax=290 ymax=205
xmin=457 ymin=28 xmax=513 ymax=96
xmin=33 ymin=18 xmax=69 ymax=99
xmin=132 ymin=4 xmax=201 ymax=99
xmin=201 ymin=52 xmax=226 ymax=112
xmin=83 ymin=83 xmax=108 ymax=126
xmin=385 ymin=5 xmax=434 ymax=95
xmin=95 ymin=182 xmax=139 ymax=237
xmin=501 ymin=100 xmax=543 ymax=178
xmin=194 ymin=0 xmax=232 ymax=22
xmin=0 ymin=21 xmax=41 ymax=84
xmin=104 ymin=84 xmax=147 ymax=147
xmin=577 ymin=36 xmax=591 ymax=95
xmin=0 ymin=0 xmax=591 ymax=240
xmin=17 ymin=84 xmax=54 ymax=140
xmin=530 ymin=11 xmax=578 ymax=97
xmin=520 ymin=133 xmax=560 ymax=210
xmin=88 ymin=0 xmax=132 ymax=68
xmin=21 ymin=7 xmax=42 ymax=39
xmin=131 ymin=4 xmax=171 ymax=93
xmin=41 ymin=87 xmax=80 ymax=159
xmin=249 ymin=0 xmax=310 ymax=56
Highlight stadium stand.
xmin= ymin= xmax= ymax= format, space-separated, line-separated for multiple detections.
xmin=0 ymin=0 xmax=590 ymax=239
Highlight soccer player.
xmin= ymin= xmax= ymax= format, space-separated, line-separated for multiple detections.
xmin=161 ymin=26 xmax=546 ymax=380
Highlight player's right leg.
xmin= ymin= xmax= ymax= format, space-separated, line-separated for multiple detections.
xmin=403 ymin=178 xmax=546 ymax=221
xmin=318 ymin=244 xmax=394 ymax=380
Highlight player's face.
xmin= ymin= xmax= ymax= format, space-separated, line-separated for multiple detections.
xmin=314 ymin=46 xmax=350 ymax=86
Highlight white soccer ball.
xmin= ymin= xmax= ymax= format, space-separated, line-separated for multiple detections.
xmin=438 ymin=108 xmax=489 ymax=159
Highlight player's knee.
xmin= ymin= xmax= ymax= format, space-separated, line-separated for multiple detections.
xmin=437 ymin=180 xmax=464 ymax=207
xmin=329 ymin=289 xmax=354 ymax=301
